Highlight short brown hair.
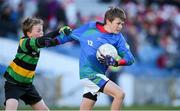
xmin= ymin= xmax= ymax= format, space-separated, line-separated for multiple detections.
xmin=22 ymin=17 xmax=43 ymax=36
xmin=104 ymin=7 xmax=126 ymax=24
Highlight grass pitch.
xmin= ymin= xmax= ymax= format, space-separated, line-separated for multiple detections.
xmin=1 ymin=105 xmax=180 ymax=110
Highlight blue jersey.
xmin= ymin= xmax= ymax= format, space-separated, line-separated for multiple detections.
xmin=70 ymin=22 xmax=134 ymax=79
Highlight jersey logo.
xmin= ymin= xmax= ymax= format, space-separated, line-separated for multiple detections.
xmin=87 ymin=40 xmax=93 ymax=46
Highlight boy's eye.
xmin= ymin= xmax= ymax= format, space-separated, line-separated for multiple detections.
xmin=37 ymin=29 xmax=42 ymax=32
xmin=118 ymin=22 xmax=124 ymax=25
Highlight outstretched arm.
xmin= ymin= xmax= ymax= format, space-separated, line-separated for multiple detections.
xmin=19 ymin=26 xmax=72 ymax=51
xmin=36 ymin=26 xmax=72 ymax=47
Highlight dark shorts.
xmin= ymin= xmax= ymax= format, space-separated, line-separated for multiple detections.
xmin=4 ymin=81 xmax=42 ymax=105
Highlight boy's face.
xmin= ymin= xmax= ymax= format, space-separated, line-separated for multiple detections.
xmin=106 ymin=18 xmax=124 ymax=34
xmin=27 ymin=24 xmax=43 ymax=38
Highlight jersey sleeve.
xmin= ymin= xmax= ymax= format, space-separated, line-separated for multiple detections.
xmin=19 ymin=38 xmax=37 ymax=52
xmin=56 ymin=32 xmax=74 ymax=44
xmin=116 ymin=34 xmax=135 ymax=65
xmin=70 ymin=22 xmax=91 ymax=41
xmin=19 ymin=30 xmax=61 ymax=51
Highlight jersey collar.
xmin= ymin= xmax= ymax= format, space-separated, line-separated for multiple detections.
xmin=96 ymin=22 xmax=109 ymax=33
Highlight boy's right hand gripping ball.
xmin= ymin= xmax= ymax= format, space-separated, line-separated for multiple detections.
xmin=96 ymin=43 xmax=118 ymax=66
xmin=59 ymin=26 xmax=72 ymax=36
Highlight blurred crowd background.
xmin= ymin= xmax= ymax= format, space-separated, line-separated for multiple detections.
xmin=0 ymin=0 xmax=180 ymax=109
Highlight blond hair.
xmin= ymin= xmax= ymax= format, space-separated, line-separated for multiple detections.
xmin=22 ymin=17 xmax=43 ymax=36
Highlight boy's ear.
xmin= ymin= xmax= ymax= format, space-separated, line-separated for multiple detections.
xmin=27 ymin=31 xmax=31 ymax=37
xmin=106 ymin=19 xmax=111 ymax=25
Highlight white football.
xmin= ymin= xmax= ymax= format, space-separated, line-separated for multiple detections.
xmin=96 ymin=43 xmax=118 ymax=59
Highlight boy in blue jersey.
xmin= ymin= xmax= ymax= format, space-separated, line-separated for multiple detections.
xmin=58 ymin=7 xmax=134 ymax=110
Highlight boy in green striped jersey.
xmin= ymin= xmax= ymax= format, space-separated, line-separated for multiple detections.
xmin=3 ymin=17 xmax=72 ymax=111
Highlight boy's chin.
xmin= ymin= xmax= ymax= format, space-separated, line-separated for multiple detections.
xmin=114 ymin=31 xmax=120 ymax=34
xmin=36 ymin=35 xmax=43 ymax=38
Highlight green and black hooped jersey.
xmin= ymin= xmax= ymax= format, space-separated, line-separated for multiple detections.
xmin=4 ymin=30 xmax=60 ymax=84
